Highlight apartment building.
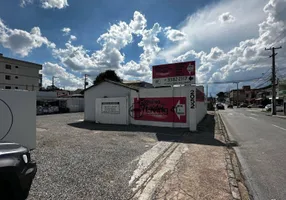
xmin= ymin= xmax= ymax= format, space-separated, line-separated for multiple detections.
xmin=0 ymin=53 xmax=42 ymax=91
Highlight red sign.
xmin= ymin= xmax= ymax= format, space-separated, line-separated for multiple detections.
xmin=196 ymin=88 xmax=205 ymax=102
xmin=132 ymin=97 xmax=186 ymax=123
xmin=152 ymin=61 xmax=195 ymax=87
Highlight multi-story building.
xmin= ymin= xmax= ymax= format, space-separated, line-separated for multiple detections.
xmin=0 ymin=53 xmax=42 ymax=91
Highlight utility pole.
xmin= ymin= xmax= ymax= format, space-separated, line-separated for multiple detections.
xmin=84 ymin=74 xmax=89 ymax=89
xmin=52 ymin=76 xmax=57 ymax=90
xmin=265 ymin=46 xmax=282 ymax=115
xmin=233 ymin=82 xmax=239 ymax=108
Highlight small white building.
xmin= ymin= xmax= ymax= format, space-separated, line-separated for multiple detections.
xmin=84 ymin=80 xmax=206 ymax=131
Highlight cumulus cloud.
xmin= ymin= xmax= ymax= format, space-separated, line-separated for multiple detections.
xmin=70 ymin=35 xmax=77 ymax=41
xmin=42 ymin=62 xmax=83 ymax=90
xmin=170 ymin=0 xmax=286 ymax=89
xmin=219 ymin=12 xmax=235 ymax=23
xmin=20 ymin=0 xmax=68 ymax=9
xmin=51 ymin=10 xmax=162 ymax=82
xmin=20 ymin=0 xmax=33 ymax=7
xmin=164 ymin=27 xmax=186 ymax=41
xmin=41 ymin=0 xmax=68 ymax=9
xmin=61 ymin=27 xmax=71 ymax=35
xmin=0 ymin=19 xmax=55 ymax=57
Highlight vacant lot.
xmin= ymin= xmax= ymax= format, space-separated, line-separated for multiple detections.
xmin=29 ymin=113 xmax=186 ymax=200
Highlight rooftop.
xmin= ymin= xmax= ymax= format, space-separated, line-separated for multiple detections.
xmin=0 ymin=53 xmax=42 ymax=67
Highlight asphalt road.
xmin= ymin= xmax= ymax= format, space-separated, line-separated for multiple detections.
xmin=219 ymin=108 xmax=286 ymax=200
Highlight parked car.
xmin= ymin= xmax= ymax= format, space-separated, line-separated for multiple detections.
xmin=240 ymin=103 xmax=248 ymax=108
xmin=227 ymin=104 xmax=233 ymax=108
xmin=216 ymin=103 xmax=225 ymax=110
xmin=258 ymin=105 xmax=264 ymax=108
xmin=265 ymin=104 xmax=271 ymax=111
xmin=247 ymin=104 xmax=252 ymax=108
xmin=0 ymin=141 xmax=37 ymax=199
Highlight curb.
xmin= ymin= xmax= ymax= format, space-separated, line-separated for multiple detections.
xmin=271 ymin=115 xmax=286 ymax=119
xmin=216 ymin=112 xmax=250 ymax=200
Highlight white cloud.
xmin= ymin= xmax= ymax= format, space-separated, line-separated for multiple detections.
xmin=61 ymin=27 xmax=71 ymax=36
xmin=218 ymin=12 xmax=235 ymax=23
xmin=160 ymin=0 xmax=268 ymax=61
xmin=20 ymin=0 xmax=69 ymax=9
xmin=20 ymin=0 xmax=33 ymax=7
xmin=169 ymin=0 xmax=286 ymax=90
xmin=129 ymin=11 xmax=147 ymax=35
xmin=42 ymin=62 xmax=83 ymax=90
xmin=70 ymin=35 xmax=77 ymax=41
xmin=41 ymin=0 xmax=68 ymax=9
xmin=0 ymin=19 xmax=55 ymax=57
xmin=164 ymin=27 xmax=186 ymax=41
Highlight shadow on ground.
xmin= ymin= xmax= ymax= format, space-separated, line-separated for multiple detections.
xmin=68 ymin=113 xmax=225 ymax=146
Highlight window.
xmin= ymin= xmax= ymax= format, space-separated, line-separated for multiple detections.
xmin=15 ymin=87 xmax=18 ymax=89
xmin=5 ymin=64 xmax=11 ymax=69
xmin=15 ymin=66 xmax=18 ymax=68
xmin=5 ymin=75 xmax=11 ymax=80
xmin=15 ymin=76 xmax=18 ymax=79
xmin=5 ymin=86 xmax=11 ymax=89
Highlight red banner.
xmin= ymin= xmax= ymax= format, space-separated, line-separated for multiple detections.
xmin=196 ymin=88 xmax=205 ymax=102
xmin=152 ymin=61 xmax=195 ymax=79
xmin=132 ymin=97 xmax=186 ymax=123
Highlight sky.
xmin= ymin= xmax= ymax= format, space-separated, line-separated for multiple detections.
xmin=0 ymin=0 xmax=286 ymax=94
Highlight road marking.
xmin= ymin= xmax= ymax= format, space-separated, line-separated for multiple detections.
xmin=272 ymin=124 xmax=286 ymax=131
xmin=248 ymin=116 xmax=257 ymax=120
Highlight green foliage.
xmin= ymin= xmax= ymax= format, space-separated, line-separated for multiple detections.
xmin=93 ymin=70 xmax=121 ymax=85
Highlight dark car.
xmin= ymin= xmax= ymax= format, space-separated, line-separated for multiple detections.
xmin=0 ymin=142 xmax=37 ymax=200
xmin=240 ymin=103 xmax=247 ymax=108
xmin=216 ymin=103 xmax=225 ymax=110
xmin=227 ymin=104 xmax=233 ymax=108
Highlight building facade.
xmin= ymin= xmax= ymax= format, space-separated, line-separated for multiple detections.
xmin=0 ymin=54 xmax=42 ymax=91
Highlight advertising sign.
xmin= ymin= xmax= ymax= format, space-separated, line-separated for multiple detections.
xmin=101 ymin=102 xmax=120 ymax=114
xmin=132 ymin=97 xmax=186 ymax=123
xmin=152 ymin=61 xmax=195 ymax=87
xmin=196 ymin=88 xmax=205 ymax=102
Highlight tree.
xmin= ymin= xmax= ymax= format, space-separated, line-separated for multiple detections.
xmin=216 ymin=91 xmax=225 ymax=102
xmin=93 ymin=70 xmax=121 ymax=85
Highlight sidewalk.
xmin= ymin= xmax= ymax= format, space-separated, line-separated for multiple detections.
xmin=152 ymin=112 xmax=243 ymax=200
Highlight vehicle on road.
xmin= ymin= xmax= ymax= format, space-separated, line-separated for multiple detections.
xmin=227 ymin=104 xmax=233 ymax=108
xmin=216 ymin=103 xmax=225 ymax=110
xmin=0 ymin=142 xmax=37 ymax=200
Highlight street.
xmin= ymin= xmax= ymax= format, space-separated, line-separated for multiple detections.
xmin=219 ymin=108 xmax=286 ymax=200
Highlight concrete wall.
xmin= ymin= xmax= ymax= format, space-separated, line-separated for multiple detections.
xmin=0 ymin=90 xmax=36 ymax=149
xmin=130 ymin=86 xmax=197 ymax=130
xmin=84 ymin=82 xmax=131 ymax=121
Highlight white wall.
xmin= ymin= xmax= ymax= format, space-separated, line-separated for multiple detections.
xmin=84 ymin=82 xmax=131 ymax=121
xmin=130 ymin=86 xmax=197 ymax=130
xmin=95 ymin=97 xmax=128 ymax=125
xmin=0 ymin=90 xmax=36 ymax=149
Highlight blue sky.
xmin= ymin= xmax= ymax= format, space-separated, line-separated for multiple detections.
xmin=0 ymin=0 xmax=285 ymax=93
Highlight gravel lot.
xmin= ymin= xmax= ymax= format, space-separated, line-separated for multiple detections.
xmin=29 ymin=113 xmax=180 ymax=200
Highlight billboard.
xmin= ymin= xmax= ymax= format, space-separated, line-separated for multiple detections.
xmin=152 ymin=61 xmax=195 ymax=87
xmin=131 ymin=97 xmax=186 ymax=123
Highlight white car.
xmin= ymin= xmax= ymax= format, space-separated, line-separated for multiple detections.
xmin=265 ymin=104 xmax=284 ymax=112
